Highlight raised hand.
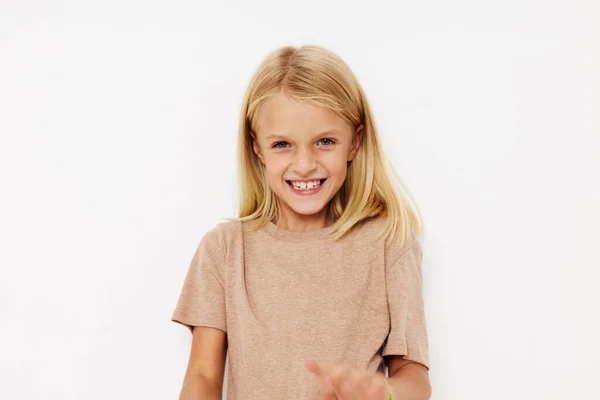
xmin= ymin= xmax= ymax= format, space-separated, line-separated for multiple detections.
xmin=306 ymin=360 xmax=392 ymax=400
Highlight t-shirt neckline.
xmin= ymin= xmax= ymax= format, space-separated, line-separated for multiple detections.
xmin=264 ymin=220 xmax=334 ymax=241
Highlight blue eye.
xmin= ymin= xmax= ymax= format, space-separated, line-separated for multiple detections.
xmin=272 ymin=141 xmax=290 ymax=148
xmin=318 ymin=138 xmax=335 ymax=146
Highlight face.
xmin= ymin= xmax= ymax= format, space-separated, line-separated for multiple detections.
xmin=252 ymin=93 xmax=364 ymax=225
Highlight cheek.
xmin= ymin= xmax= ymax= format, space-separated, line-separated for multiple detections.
xmin=323 ymin=152 xmax=349 ymax=179
xmin=263 ymin=156 xmax=288 ymax=180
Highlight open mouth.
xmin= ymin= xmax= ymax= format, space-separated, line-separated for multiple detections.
xmin=285 ymin=178 xmax=327 ymax=191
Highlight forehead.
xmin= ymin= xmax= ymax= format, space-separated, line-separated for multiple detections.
xmin=255 ymin=94 xmax=350 ymax=139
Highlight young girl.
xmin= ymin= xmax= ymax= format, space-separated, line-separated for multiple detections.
xmin=171 ymin=45 xmax=431 ymax=400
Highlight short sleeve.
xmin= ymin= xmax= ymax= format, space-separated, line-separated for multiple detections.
xmin=382 ymin=240 xmax=430 ymax=370
xmin=170 ymin=226 xmax=227 ymax=334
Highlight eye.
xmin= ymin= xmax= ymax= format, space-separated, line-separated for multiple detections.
xmin=272 ymin=141 xmax=290 ymax=148
xmin=318 ymin=138 xmax=336 ymax=146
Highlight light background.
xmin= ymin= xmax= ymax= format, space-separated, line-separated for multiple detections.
xmin=0 ymin=0 xmax=598 ymax=399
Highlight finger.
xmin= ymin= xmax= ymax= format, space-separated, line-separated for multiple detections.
xmin=306 ymin=360 xmax=326 ymax=377
xmin=320 ymin=375 xmax=335 ymax=394
xmin=329 ymin=364 xmax=351 ymax=397
xmin=317 ymin=374 xmax=338 ymax=400
xmin=309 ymin=362 xmax=336 ymax=395
xmin=346 ymin=370 xmax=371 ymax=400
xmin=318 ymin=384 xmax=336 ymax=400
xmin=351 ymin=372 xmax=374 ymax=400
xmin=366 ymin=373 xmax=389 ymax=400
xmin=334 ymin=366 xmax=365 ymax=400
xmin=320 ymin=394 xmax=337 ymax=400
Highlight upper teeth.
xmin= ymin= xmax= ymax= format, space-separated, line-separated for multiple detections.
xmin=291 ymin=180 xmax=322 ymax=190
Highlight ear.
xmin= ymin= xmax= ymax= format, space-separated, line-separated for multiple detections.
xmin=251 ymin=131 xmax=265 ymax=164
xmin=348 ymin=124 xmax=364 ymax=162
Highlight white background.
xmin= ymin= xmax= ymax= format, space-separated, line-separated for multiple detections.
xmin=0 ymin=1 xmax=598 ymax=399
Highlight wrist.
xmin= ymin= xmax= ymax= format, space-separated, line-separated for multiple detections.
xmin=386 ymin=382 xmax=395 ymax=400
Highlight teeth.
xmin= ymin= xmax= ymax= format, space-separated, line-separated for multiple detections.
xmin=290 ymin=179 xmax=322 ymax=190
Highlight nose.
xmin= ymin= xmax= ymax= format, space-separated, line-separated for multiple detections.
xmin=292 ymin=146 xmax=317 ymax=177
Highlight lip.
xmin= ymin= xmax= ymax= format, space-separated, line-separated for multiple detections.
xmin=285 ymin=178 xmax=327 ymax=183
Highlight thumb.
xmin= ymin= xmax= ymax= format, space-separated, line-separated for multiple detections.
xmin=306 ymin=360 xmax=323 ymax=375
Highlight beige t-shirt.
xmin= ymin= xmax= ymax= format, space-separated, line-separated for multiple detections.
xmin=171 ymin=216 xmax=429 ymax=399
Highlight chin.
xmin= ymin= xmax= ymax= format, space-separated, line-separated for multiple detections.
xmin=279 ymin=194 xmax=329 ymax=217
xmin=288 ymin=204 xmax=328 ymax=216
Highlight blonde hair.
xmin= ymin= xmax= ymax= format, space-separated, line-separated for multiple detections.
xmin=227 ymin=45 xmax=423 ymax=247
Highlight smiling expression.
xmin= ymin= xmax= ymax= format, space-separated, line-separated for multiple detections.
xmin=252 ymin=93 xmax=363 ymax=224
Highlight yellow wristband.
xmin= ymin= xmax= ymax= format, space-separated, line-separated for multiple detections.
xmin=389 ymin=389 xmax=395 ymax=400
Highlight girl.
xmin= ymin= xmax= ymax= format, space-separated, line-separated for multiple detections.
xmin=171 ymin=45 xmax=431 ymax=400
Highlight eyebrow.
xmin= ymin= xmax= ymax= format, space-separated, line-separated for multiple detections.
xmin=265 ymin=129 xmax=341 ymax=141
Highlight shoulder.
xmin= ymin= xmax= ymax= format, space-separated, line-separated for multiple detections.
xmin=205 ymin=217 xmax=275 ymax=248
xmin=350 ymin=216 xmax=421 ymax=263
xmin=191 ymin=220 xmax=243 ymax=268
xmin=206 ymin=219 xmax=244 ymax=247
xmin=194 ymin=220 xmax=242 ymax=251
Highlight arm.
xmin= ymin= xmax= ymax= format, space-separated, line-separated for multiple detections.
xmin=385 ymin=355 xmax=432 ymax=400
xmin=178 ymin=326 xmax=228 ymax=400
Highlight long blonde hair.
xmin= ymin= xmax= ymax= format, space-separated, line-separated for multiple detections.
xmin=227 ymin=45 xmax=423 ymax=247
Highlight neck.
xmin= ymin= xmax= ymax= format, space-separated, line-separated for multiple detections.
xmin=275 ymin=208 xmax=331 ymax=233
